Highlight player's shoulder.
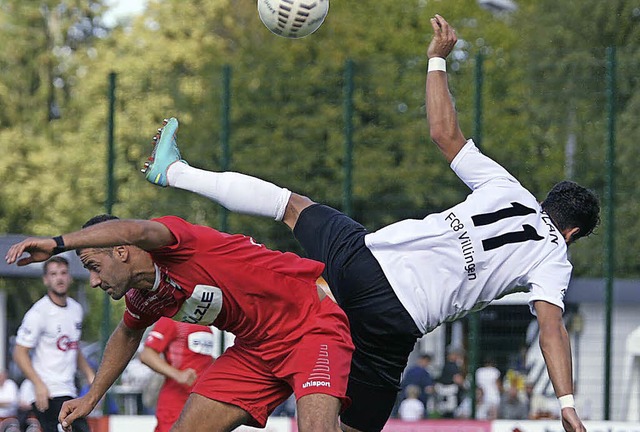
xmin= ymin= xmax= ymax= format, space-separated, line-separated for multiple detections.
xmin=27 ymin=296 xmax=51 ymax=313
xmin=153 ymin=215 xmax=223 ymax=242
xmin=65 ymin=297 xmax=85 ymax=314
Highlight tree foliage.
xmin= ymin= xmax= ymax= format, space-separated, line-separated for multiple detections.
xmin=1 ymin=0 xmax=639 ymax=340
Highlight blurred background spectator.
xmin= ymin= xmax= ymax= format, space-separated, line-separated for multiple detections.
xmin=498 ymin=385 xmax=529 ymax=419
xmin=476 ymin=357 xmax=502 ymax=416
xmin=0 ymin=369 xmax=19 ymax=432
xmin=435 ymin=346 xmax=466 ymax=418
xmin=395 ymin=354 xmax=434 ymax=419
xmin=398 ymin=385 xmax=424 ymax=421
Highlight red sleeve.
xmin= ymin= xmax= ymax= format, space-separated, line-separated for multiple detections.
xmin=144 ymin=317 xmax=176 ymax=353
xmin=150 ymin=216 xmax=199 ymax=263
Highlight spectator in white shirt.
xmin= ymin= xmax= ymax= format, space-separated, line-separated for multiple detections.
xmin=398 ymin=385 xmax=425 ymax=422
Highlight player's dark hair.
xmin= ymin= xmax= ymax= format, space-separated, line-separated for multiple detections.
xmin=541 ymin=181 xmax=600 ymax=242
xmin=43 ymin=256 xmax=69 ymax=275
xmin=75 ymin=214 xmax=120 ymax=256
xmin=82 ymin=214 xmax=120 ymax=229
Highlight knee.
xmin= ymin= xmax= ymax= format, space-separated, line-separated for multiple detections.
xmin=284 ymin=193 xmax=315 ymax=230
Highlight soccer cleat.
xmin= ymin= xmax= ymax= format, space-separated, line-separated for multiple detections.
xmin=142 ymin=117 xmax=187 ymax=187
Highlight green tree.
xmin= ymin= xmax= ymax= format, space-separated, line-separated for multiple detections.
xmin=2 ymin=0 xmax=639 ymax=341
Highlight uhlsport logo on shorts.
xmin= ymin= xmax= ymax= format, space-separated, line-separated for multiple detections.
xmin=303 ymin=344 xmax=331 ymax=388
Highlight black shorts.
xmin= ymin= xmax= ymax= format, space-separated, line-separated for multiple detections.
xmin=33 ymin=396 xmax=90 ymax=432
xmin=294 ymin=204 xmax=422 ymax=432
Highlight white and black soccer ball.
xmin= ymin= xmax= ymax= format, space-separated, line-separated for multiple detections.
xmin=257 ymin=0 xmax=329 ymax=39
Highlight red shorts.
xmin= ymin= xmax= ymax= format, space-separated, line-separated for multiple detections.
xmin=154 ymin=388 xmax=190 ymax=432
xmin=192 ymin=298 xmax=354 ymax=427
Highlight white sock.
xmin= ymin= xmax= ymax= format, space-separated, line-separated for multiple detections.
xmin=167 ymin=162 xmax=292 ymax=221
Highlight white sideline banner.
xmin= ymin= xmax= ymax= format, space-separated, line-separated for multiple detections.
xmin=107 ymin=415 xmax=292 ymax=432
xmin=493 ymin=420 xmax=640 ymax=432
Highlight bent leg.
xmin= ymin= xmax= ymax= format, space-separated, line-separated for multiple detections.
xmin=296 ymin=393 xmax=341 ymax=432
xmin=282 ymin=193 xmax=315 ymax=230
xmin=170 ymin=394 xmax=250 ymax=432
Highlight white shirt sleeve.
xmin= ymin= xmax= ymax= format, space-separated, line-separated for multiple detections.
xmin=525 ymin=260 xmax=572 ymax=315
xmin=450 ymin=140 xmax=520 ymax=191
xmin=15 ymin=308 xmax=44 ymax=348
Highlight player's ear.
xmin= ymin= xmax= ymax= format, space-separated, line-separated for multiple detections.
xmin=563 ymin=227 xmax=580 ymax=244
xmin=113 ymin=245 xmax=129 ymax=262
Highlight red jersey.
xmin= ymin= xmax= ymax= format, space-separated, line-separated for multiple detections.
xmin=144 ymin=317 xmax=215 ymax=432
xmin=123 ymin=216 xmax=327 ymax=352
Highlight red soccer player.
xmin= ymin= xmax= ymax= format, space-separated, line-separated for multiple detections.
xmin=140 ymin=318 xmax=217 ymax=432
xmin=5 ymin=215 xmax=354 ymax=432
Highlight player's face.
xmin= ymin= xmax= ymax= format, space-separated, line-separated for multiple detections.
xmin=43 ymin=262 xmax=72 ymax=297
xmin=79 ymin=248 xmax=132 ymax=300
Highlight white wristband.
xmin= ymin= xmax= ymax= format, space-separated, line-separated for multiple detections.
xmin=558 ymin=394 xmax=575 ymax=409
xmin=428 ymin=57 xmax=446 ymax=72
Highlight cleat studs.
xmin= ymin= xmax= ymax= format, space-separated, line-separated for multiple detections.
xmin=144 ymin=162 xmax=150 ymax=168
xmin=141 ymin=168 xmax=147 ymax=174
xmin=163 ymin=119 xmax=169 ymax=124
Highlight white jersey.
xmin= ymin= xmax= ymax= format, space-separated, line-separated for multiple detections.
xmin=15 ymin=295 xmax=84 ymax=398
xmin=365 ymin=140 xmax=571 ymax=334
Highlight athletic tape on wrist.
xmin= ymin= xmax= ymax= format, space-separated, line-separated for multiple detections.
xmin=52 ymin=236 xmax=65 ymax=255
xmin=428 ymin=57 xmax=446 ymax=73
xmin=558 ymin=394 xmax=575 ymax=409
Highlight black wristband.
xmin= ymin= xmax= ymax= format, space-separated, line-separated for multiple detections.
xmin=52 ymin=236 xmax=65 ymax=255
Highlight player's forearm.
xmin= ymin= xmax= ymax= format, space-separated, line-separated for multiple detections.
xmin=139 ymin=347 xmax=179 ymax=381
xmin=13 ymin=346 xmax=45 ymax=388
xmin=426 ymin=70 xmax=466 ymax=163
xmin=85 ymin=321 xmax=144 ymax=405
xmin=58 ymin=220 xmax=159 ymax=251
xmin=539 ymin=321 xmax=574 ymax=397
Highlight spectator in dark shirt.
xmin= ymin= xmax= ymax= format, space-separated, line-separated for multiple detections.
xmin=398 ymin=354 xmax=434 ymax=418
xmin=435 ymin=346 xmax=465 ymax=418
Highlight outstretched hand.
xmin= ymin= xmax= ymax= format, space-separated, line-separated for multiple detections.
xmin=59 ymin=396 xmax=95 ymax=431
xmin=427 ymin=14 xmax=458 ymax=59
xmin=562 ymin=408 xmax=587 ymax=432
xmin=4 ymin=237 xmax=57 ymax=266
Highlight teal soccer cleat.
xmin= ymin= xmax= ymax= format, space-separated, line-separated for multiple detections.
xmin=141 ymin=117 xmax=186 ymax=187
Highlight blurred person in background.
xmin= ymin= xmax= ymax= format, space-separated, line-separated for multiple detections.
xmin=396 ymin=354 xmax=434 ymax=418
xmin=498 ymin=385 xmax=529 ymax=420
xmin=455 ymin=387 xmax=496 ymax=420
xmin=0 ymin=369 xmax=20 ymax=432
xmin=435 ymin=347 xmax=465 ymax=418
xmin=13 ymin=257 xmax=94 ymax=432
xmin=397 ymin=385 xmax=424 ymax=422
xmin=475 ymin=357 xmax=502 ymax=417
xmin=139 ymin=318 xmax=216 ymax=432
xmin=17 ymin=380 xmax=40 ymax=432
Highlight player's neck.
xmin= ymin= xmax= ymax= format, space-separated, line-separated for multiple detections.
xmin=47 ymin=291 xmax=68 ymax=307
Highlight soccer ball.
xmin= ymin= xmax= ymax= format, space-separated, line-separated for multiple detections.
xmin=257 ymin=0 xmax=329 ymax=39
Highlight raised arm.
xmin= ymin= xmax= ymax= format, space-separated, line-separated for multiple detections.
xmin=533 ymin=301 xmax=586 ymax=432
xmin=59 ymin=321 xmax=145 ymax=430
xmin=5 ymin=219 xmax=176 ymax=267
xmin=426 ymin=14 xmax=467 ymax=163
